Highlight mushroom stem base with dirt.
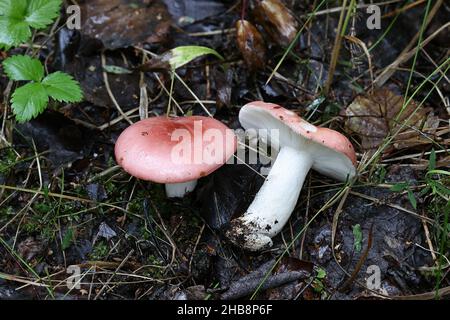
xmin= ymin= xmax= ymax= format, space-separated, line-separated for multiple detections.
xmin=226 ymin=146 xmax=313 ymax=251
xmin=165 ymin=180 xmax=198 ymax=198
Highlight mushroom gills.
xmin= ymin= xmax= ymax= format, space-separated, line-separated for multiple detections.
xmin=165 ymin=180 xmax=198 ymax=198
xmin=226 ymin=146 xmax=313 ymax=251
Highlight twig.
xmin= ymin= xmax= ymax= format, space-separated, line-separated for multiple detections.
xmin=94 ymin=250 xmax=134 ymax=299
xmin=101 ymin=52 xmax=133 ymax=125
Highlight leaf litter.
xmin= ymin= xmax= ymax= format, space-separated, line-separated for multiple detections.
xmin=0 ymin=0 xmax=449 ymax=300
xmin=344 ymin=87 xmax=441 ymax=154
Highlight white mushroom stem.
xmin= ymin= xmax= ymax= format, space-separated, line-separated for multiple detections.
xmin=165 ymin=180 xmax=198 ymax=198
xmin=227 ymin=146 xmax=313 ymax=251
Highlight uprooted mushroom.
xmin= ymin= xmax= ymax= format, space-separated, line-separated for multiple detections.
xmin=226 ymin=101 xmax=357 ymax=251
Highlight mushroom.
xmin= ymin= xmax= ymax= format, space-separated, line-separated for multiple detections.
xmin=226 ymin=101 xmax=357 ymax=251
xmin=115 ymin=116 xmax=237 ymax=198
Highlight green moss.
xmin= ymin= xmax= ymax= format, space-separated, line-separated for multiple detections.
xmin=0 ymin=148 xmax=17 ymax=173
xmin=90 ymin=241 xmax=109 ymax=260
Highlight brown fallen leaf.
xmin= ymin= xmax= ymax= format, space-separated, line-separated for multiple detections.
xmin=236 ymin=20 xmax=266 ymax=71
xmin=17 ymin=237 xmax=45 ymax=261
xmin=80 ymin=0 xmax=172 ymax=50
xmin=252 ymin=0 xmax=299 ymax=47
xmin=344 ymin=88 xmax=440 ymax=154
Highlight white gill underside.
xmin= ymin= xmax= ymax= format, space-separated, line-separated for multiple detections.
xmin=165 ymin=180 xmax=198 ymax=198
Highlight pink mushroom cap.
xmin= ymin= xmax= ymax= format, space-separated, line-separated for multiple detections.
xmin=241 ymin=101 xmax=357 ymax=166
xmin=115 ymin=116 xmax=237 ymax=183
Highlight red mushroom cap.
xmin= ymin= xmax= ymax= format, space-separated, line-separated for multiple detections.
xmin=115 ymin=116 xmax=237 ymax=183
xmin=241 ymin=101 xmax=357 ymax=166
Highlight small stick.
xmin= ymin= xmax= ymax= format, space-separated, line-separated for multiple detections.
xmin=101 ymin=52 xmax=133 ymax=125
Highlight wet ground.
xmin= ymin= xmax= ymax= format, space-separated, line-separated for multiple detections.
xmin=0 ymin=0 xmax=449 ymax=300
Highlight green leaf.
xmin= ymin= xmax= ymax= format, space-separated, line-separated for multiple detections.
xmin=2 ymin=55 xmax=44 ymax=81
xmin=168 ymin=46 xmax=224 ymax=70
xmin=315 ymin=267 xmax=326 ymax=279
xmin=407 ymin=190 xmax=417 ymax=210
xmin=427 ymin=170 xmax=450 ymax=177
xmin=435 ymin=182 xmax=450 ymax=196
xmin=390 ymin=182 xmax=409 ymax=192
xmin=352 ymin=224 xmax=362 ymax=253
xmin=428 ymin=148 xmax=436 ymax=171
xmin=103 ymin=65 xmax=133 ymax=75
xmin=0 ymin=17 xmax=31 ymax=48
xmin=62 ymin=227 xmax=74 ymax=250
xmin=0 ymin=0 xmax=28 ymax=17
xmin=418 ymin=185 xmax=431 ymax=198
xmin=0 ymin=0 xmax=61 ymax=47
xmin=11 ymin=82 xmax=49 ymax=123
xmin=25 ymin=0 xmax=62 ymax=29
xmin=42 ymin=71 xmax=83 ymax=102
xmin=0 ymin=0 xmax=29 ymax=47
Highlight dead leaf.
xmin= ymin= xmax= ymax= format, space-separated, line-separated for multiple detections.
xmin=96 ymin=222 xmax=117 ymax=241
xmin=253 ymin=0 xmax=299 ymax=47
xmin=236 ymin=20 xmax=266 ymax=71
xmin=344 ymin=88 xmax=439 ymax=154
xmin=80 ymin=0 xmax=172 ymax=50
xmin=17 ymin=237 xmax=44 ymax=261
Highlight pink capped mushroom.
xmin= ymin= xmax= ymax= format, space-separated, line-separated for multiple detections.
xmin=115 ymin=116 xmax=237 ymax=198
xmin=226 ymin=101 xmax=357 ymax=251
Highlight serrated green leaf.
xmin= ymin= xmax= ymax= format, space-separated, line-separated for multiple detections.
xmin=25 ymin=0 xmax=62 ymax=29
xmin=0 ymin=0 xmax=61 ymax=47
xmin=0 ymin=17 xmax=31 ymax=47
xmin=0 ymin=0 xmax=27 ymax=17
xmin=0 ymin=0 xmax=30 ymax=47
xmin=42 ymin=71 xmax=83 ymax=102
xmin=11 ymin=82 xmax=49 ymax=123
xmin=3 ymin=54 xmax=44 ymax=81
xmin=407 ymin=190 xmax=417 ymax=210
xmin=168 ymin=46 xmax=224 ymax=70
xmin=0 ymin=18 xmax=14 ymax=48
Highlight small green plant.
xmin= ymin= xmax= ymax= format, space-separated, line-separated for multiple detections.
xmin=390 ymin=150 xmax=449 ymax=210
xmin=61 ymin=227 xmax=74 ymax=250
xmin=1 ymin=0 xmax=83 ymax=122
xmin=390 ymin=181 xmax=418 ymax=209
xmin=0 ymin=147 xmax=17 ymax=172
xmin=390 ymin=149 xmax=450 ymax=297
xmin=90 ymin=241 xmax=109 ymax=260
xmin=312 ymin=267 xmax=327 ymax=293
xmin=352 ymin=224 xmax=362 ymax=253
xmin=0 ymin=0 xmax=62 ymax=48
